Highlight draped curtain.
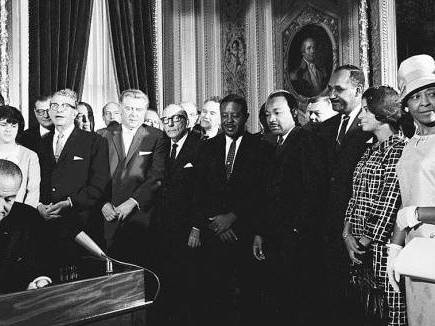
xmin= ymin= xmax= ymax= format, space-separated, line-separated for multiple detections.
xmin=82 ymin=0 xmax=119 ymax=130
xmin=29 ymin=0 xmax=94 ymax=128
xmin=107 ymin=0 xmax=156 ymax=109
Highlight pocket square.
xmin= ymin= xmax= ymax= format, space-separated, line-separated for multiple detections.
xmin=184 ymin=163 xmax=193 ymax=168
xmin=139 ymin=151 xmax=152 ymax=156
xmin=73 ymin=156 xmax=84 ymax=160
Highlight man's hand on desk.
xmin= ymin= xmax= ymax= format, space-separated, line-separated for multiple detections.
xmin=209 ymin=212 xmax=237 ymax=234
xmin=27 ymin=276 xmax=52 ymax=290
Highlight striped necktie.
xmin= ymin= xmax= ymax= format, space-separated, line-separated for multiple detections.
xmin=225 ymin=139 xmax=237 ymax=180
xmin=54 ymin=133 xmax=65 ymax=162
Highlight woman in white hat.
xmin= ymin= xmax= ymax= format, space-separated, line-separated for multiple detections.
xmin=388 ymin=54 xmax=435 ymax=326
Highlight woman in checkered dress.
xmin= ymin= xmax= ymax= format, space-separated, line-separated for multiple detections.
xmin=343 ymin=86 xmax=407 ymax=326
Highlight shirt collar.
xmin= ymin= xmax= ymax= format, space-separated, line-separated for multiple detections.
xmin=225 ymin=134 xmax=243 ymax=144
xmin=171 ymin=130 xmax=189 ymax=148
xmin=122 ymin=124 xmax=141 ymax=136
xmin=40 ymin=125 xmax=51 ymax=136
xmin=54 ymin=124 xmax=75 ymax=140
xmin=344 ymin=105 xmax=361 ymax=130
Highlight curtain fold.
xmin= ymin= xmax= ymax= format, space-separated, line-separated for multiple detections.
xmin=107 ymin=0 xmax=156 ymax=109
xmin=29 ymin=0 xmax=94 ymax=128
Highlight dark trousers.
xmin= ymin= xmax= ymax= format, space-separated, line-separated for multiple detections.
xmin=198 ymin=232 xmax=259 ymax=326
xmin=262 ymin=233 xmax=326 ymax=326
xmin=150 ymin=228 xmax=200 ymax=326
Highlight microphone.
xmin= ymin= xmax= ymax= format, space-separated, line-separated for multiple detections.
xmin=74 ymin=231 xmax=106 ymax=260
xmin=74 ymin=231 xmax=113 ymax=274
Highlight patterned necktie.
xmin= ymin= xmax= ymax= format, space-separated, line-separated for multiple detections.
xmin=170 ymin=143 xmax=178 ymax=161
xmin=336 ymin=115 xmax=350 ymax=150
xmin=277 ymin=135 xmax=284 ymax=146
xmin=225 ymin=139 xmax=237 ymax=180
xmin=54 ymin=133 xmax=65 ymax=162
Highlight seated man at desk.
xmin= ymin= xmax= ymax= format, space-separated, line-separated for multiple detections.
xmin=0 ymin=159 xmax=51 ymax=293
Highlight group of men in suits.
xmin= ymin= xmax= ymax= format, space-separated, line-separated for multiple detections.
xmin=5 ymin=63 xmax=371 ymax=325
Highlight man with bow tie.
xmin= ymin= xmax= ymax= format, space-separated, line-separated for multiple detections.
xmin=101 ymin=89 xmax=167 ymax=267
xmin=37 ymin=88 xmax=109 ymax=266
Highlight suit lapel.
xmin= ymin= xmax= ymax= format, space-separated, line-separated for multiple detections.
xmin=111 ymin=126 xmax=126 ymax=162
xmin=44 ymin=131 xmax=56 ymax=163
xmin=125 ymin=126 xmax=147 ymax=166
xmin=173 ymin=132 xmax=193 ymax=169
xmin=231 ymin=133 xmax=249 ymax=178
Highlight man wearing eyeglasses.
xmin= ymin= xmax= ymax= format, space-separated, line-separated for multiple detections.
xmin=101 ymin=89 xmax=167 ymax=267
xmin=21 ymin=95 xmax=54 ymax=152
xmin=37 ymin=88 xmax=110 ymax=267
xmin=154 ymin=104 xmax=202 ymax=325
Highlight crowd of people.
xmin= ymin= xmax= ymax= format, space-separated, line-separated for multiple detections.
xmin=1 ymin=53 xmax=435 ymax=326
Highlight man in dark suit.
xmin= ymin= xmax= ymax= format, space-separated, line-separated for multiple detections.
xmin=317 ymin=65 xmax=372 ymax=326
xmin=101 ymin=89 xmax=167 ymax=267
xmin=37 ymin=89 xmax=109 ymax=266
xmin=0 ymin=159 xmax=52 ymax=293
xmin=194 ymin=94 xmax=266 ymax=326
xmin=252 ymin=90 xmax=327 ymax=325
xmin=20 ymin=95 xmax=53 ymax=152
xmin=153 ymin=104 xmax=202 ymax=326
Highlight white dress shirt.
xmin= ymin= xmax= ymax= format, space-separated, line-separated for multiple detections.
xmin=170 ymin=131 xmax=189 ymax=159
xmin=52 ymin=124 xmax=75 ymax=155
xmin=40 ymin=125 xmax=51 ymax=137
xmin=122 ymin=125 xmax=140 ymax=156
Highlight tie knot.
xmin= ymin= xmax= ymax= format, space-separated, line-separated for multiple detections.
xmin=58 ymin=133 xmax=64 ymax=139
xmin=172 ymin=143 xmax=178 ymax=149
xmin=277 ymin=135 xmax=284 ymax=146
xmin=342 ymin=115 xmax=350 ymax=122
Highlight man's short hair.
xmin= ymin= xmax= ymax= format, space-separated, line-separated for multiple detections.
xmin=334 ymin=65 xmax=365 ymax=89
xmin=119 ymin=89 xmax=149 ymax=104
xmin=267 ymin=90 xmax=300 ymax=126
xmin=204 ymin=96 xmax=221 ymax=105
xmin=52 ymin=89 xmax=78 ymax=107
xmin=102 ymin=102 xmax=120 ymax=116
xmin=34 ymin=95 xmax=51 ymax=108
xmin=0 ymin=159 xmax=22 ymax=185
xmin=220 ymin=94 xmax=248 ymax=115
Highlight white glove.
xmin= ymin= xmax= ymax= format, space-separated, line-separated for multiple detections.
xmin=386 ymin=243 xmax=403 ymax=292
xmin=396 ymin=206 xmax=420 ymax=230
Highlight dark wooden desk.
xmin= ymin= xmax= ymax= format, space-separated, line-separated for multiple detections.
xmin=0 ymin=263 xmax=146 ymax=325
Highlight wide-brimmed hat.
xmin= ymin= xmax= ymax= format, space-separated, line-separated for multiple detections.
xmin=398 ymin=54 xmax=435 ymax=102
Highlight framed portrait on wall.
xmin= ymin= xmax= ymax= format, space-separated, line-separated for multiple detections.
xmin=277 ymin=5 xmax=339 ymax=101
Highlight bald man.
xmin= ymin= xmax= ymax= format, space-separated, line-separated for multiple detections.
xmin=0 ymin=159 xmax=52 ymax=293
xmin=156 ymin=104 xmax=202 ymax=325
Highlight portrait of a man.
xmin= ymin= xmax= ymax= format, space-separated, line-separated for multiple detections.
xmin=290 ymin=38 xmax=328 ymax=97
xmin=285 ymin=24 xmax=334 ymax=98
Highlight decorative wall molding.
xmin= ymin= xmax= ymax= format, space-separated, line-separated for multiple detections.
xmin=370 ymin=0 xmax=397 ymax=88
xmin=359 ymin=0 xmax=370 ymax=89
xmin=196 ymin=0 xmax=222 ymax=106
xmin=221 ymin=0 xmax=247 ymax=98
xmin=0 ymin=0 xmax=8 ymax=103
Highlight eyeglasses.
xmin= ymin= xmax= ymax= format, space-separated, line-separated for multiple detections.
xmin=161 ymin=114 xmax=186 ymax=125
xmin=35 ymin=109 xmax=49 ymax=116
xmin=49 ymin=103 xmax=76 ymax=112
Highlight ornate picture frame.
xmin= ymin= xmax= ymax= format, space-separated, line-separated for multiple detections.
xmin=278 ymin=5 xmax=339 ymax=100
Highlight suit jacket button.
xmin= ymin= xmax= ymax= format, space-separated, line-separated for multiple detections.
xmin=330 ymin=177 xmax=335 ymax=182
xmin=52 ymin=187 xmax=56 ymax=192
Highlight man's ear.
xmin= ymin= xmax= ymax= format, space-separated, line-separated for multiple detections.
xmin=355 ymin=85 xmax=364 ymax=97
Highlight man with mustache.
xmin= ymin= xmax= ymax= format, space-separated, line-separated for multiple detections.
xmin=252 ymin=90 xmax=326 ymax=325
xmin=194 ymin=94 xmax=267 ymax=326
xmin=317 ymin=65 xmax=372 ymax=325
